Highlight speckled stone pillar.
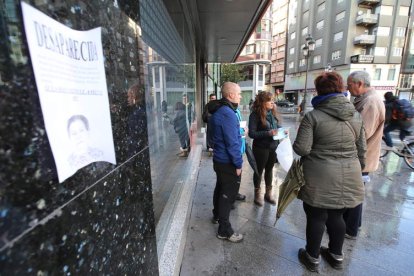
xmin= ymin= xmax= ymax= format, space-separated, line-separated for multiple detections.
xmin=0 ymin=1 xmax=158 ymax=274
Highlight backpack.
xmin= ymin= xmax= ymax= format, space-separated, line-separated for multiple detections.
xmin=392 ymin=99 xmax=414 ymax=121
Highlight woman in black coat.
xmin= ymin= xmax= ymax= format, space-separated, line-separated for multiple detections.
xmin=248 ymin=91 xmax=282 ymax=206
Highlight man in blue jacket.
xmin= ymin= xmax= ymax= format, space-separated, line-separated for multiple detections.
xmin=210 ymin=82 xmax=244 ymax=243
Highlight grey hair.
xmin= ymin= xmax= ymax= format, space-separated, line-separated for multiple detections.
xmin=221 ymin=82 xmax=239 ymax=98
xmin=348 ymin=70 xmax=371 ymax=87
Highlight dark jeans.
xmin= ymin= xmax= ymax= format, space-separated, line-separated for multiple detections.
xmin=213 ymin=162 xmax=241 ymax=237
xmin=253 ymin=145 xmax=276 ymax=188
xmin=384 ymin=122 xmax=411 ymax=147
xmin=303 ymin=202 xmax=346 ymax=258
xmin=343 ymin=172 xmax=368 ymax=236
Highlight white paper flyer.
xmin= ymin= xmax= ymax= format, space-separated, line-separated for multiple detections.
xmin=21 ymin=2 xmax=116 ymax=182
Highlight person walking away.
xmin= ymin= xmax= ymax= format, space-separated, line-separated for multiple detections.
xmin=293 ymin=72 xmax=366 ymax=272
xmin=209 ymin=82 xmax=244 ymax=243
xmin=383 ymin=91 xmax=413 ymax=151
xmin=173 ymin=101 xmax=190 ymax=157
xmin=248 ymin=91 xmax=281 ymax=206
xmin=344 ymin=70 xmax=385 ymax=239
xmin=202 ymin=93 xmax=217 ymax=152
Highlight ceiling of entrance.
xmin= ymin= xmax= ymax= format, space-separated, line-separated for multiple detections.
xmin=162 ymin=0 xmax=272 ymax=63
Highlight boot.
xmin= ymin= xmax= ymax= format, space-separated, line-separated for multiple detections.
xmin=264 ymin=186 xmax=277 ymax=205
xmin=254 ymin=188 xmax=264 ymax=206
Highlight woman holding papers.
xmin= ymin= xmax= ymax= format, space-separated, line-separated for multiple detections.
xmin=248 ymin=91 xmax=284 ymax=206
xmin=293 ymin=72 xmax=366 ymax=272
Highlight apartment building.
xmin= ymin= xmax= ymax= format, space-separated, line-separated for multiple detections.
xmin=285 ymin=0 xmax=411 ymax=105
xmin=399 ymin=3 xmax=414 ymax=99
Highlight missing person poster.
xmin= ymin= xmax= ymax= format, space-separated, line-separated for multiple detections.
xmin=21 ymin=2 xmax=116 ymax=182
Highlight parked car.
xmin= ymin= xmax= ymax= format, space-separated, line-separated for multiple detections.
xmin=275 ymin=100 xmax=294 ymax=107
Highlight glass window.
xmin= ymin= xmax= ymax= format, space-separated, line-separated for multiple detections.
xmin=336 ymin=11 xmax=345 ymax=22
xmin=333 ymin=31 xmax=343 ymax=42
xmin=374 ymin=68 xmax=381 ymax=80
xmin=332 ymin=50 xmax=341 ymax=60
xmin=377 ymin=27 xmax=390 ymax=36
xmin=299 ymin=59 xmax=306 ymax=66
xmin=246 ymin=44 xmax=255 ymax=54
xmin=337 ymin=0 xmax=343 ymax=3
xmin=318 ymin=2 xmax=325 ymax=13
xmin=302 ymin=26 xmax=308 ymax=36
xmin=396 ymin=27 xmax=406 ymax=37
xmin=289 ymin=61 xmax=294 ymax=68
xmin=381 ymin=5 xmax=393 ymax=16
xmin=291 ymin=32 xmax=296 ymax=40
xmin=316 ymin=20 xmax=324 ymax=30
xmin=315 ymin=38 xmax=322 ymax=48
xmin=393 ymin=47 xmax=403 ymax=56
xmin=303 ymin=10 xmax=309 ymax=20
xmin=399 ymin=6 xmax=409 ymax=16
xmin=313 ymin=55 xmax=321 ymax=64
xmin=374 ymin=47 xmax=387 ymax=56
xmin=290 ymin=47 xmax=295 ymax=55
xmin=388 ymin=69 xmax=396 ymax=81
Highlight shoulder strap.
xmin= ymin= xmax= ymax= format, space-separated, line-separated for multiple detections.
xmin=318 ymin=110 xmax=357 ymax=139
xmin=344 ymin=121 xmax=357 ymax=140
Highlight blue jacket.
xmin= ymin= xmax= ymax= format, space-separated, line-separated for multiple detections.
xmin=210 ymin=99 xmax=243 ymax=169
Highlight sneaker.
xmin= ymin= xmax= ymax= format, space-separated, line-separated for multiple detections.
xmin=298 ymin=248 xmax=319 ymax=272
xmin=344 ymin=233 xmax=357 ymax=240
xmin=211 ymin=217 xmax=219 ymax=224
xmin=235 ymin=193 xmax=246 ymax=201
xmin=216 ymin=233 xmax=244 ymax=243
xmin=320 ymin=246 xmax=344 ymax=270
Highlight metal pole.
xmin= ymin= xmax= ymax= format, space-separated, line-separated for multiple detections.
xmin=302 ymin=54 xmax=310 ymax=114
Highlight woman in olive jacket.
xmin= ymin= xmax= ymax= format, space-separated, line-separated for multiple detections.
xmin=293 ymin=72 xmax=367 ymax=272
xmin=248 ymin=91 xmax=282 ymax=206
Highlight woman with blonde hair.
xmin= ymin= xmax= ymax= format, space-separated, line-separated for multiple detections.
xmin=248 ymin=91 xmax=282 ymax=206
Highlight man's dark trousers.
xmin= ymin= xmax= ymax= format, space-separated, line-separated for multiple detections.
xmin=213 ymin=162 xmax=241 ymax=237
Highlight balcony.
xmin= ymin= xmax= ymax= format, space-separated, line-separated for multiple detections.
xmin=356 ymin=13 xmax=378 ymax=26
xmin=255 ymin=31 xmax=272 ymax=40
xmin=353 ymin=34 xmax=375 ymax=45
xmin=358 ymin=0 xmax=380 ymax=6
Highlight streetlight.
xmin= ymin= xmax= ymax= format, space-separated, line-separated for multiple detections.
xmin=301 ymin=34 xmax=315 ymax=114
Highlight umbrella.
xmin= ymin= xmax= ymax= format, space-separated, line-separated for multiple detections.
xmin=275 ymin=159 xmax=305 ymax=224
xmin=245 ymin=142 xmax=259 ymax=176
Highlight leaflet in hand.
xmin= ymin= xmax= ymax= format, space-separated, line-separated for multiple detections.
xmin=272 ymin=127 xmax=287 ymax=140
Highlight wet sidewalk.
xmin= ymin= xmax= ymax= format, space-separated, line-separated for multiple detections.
xmin=180 ymin=114 xmax=414 ymax=275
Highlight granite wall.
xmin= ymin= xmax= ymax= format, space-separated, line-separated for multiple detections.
xmin=0 ymin=0 xmax=159 ymax=274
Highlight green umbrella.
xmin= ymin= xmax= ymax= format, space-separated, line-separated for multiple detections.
xmin=275 ymin=159 xmax=305 ymax=224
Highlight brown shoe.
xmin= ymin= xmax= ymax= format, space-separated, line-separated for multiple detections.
xmin=254 ymin=188 xmax=263 ymax=206
xmin=264 ymin=186 xmax=276 ymax=205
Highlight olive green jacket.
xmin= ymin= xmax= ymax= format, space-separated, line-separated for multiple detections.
xmin=293 ymin=95 xmax=367 ymax=209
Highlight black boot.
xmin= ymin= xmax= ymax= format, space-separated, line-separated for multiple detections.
xmin=320 ymin=246 xmax=343 ymax=270
xmin=298 ymin=248 xmax=319 ymax=272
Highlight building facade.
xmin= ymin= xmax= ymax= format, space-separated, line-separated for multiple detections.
xmin=285 ymin=0 xmax=412 ymax=105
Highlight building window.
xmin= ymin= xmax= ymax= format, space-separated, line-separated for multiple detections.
xmin=299 ymin=59 xmax=306 ymax=66
xmin=246 ymin=44 xmax=255 ymax=54
xmin=381 ymin=5 xmax=393 ymax=16
xmin=374 ymin=68 xmax=381 ymax=80
xmin=303 ymin=10 xmax=309 ymax=20
xmin=278 ymin=45 xmax=285 ymax=52
xmin=316 ymin=20 xmax=324 ymax=30
xmin=317 ymin=2 xmax=325 ymax=13
xmin=333 ymin=31 xmax=343 ymax=42
xmin=289 ymin=61 xmax=294 ymax=69
xmin=396 ymin=27 xmax=406 ymax=37
xmin=336 ymin=11 xmax=345 ymax=22
xmin=392 ymin=47 xmax=403 ymax=56
xmin=302 ymin=26 xmax=308 ymax=36
xmin=388 ymin=69 xmax=396 ymax=81
xmin=399 ymin=6 xmax=409 ymax=16
xmin=377 ymin=26 xmax=390 ymax=36
xmin=289 ymin=47 xmax=295 ymax=55
xmin=313 ymin=55 xmax=321 ymax=64
xmin=291 ymin=32 xmax=296 ymax=40
xmin=374 ymin=47 xmax=387 ymax=56
xmin=332 ymin=50 xmax=341 ymax=60
xmin=315 ymin=38 xmax=322 ymax=48
xmin=337 ymin=0 xmax=343 ymax=3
